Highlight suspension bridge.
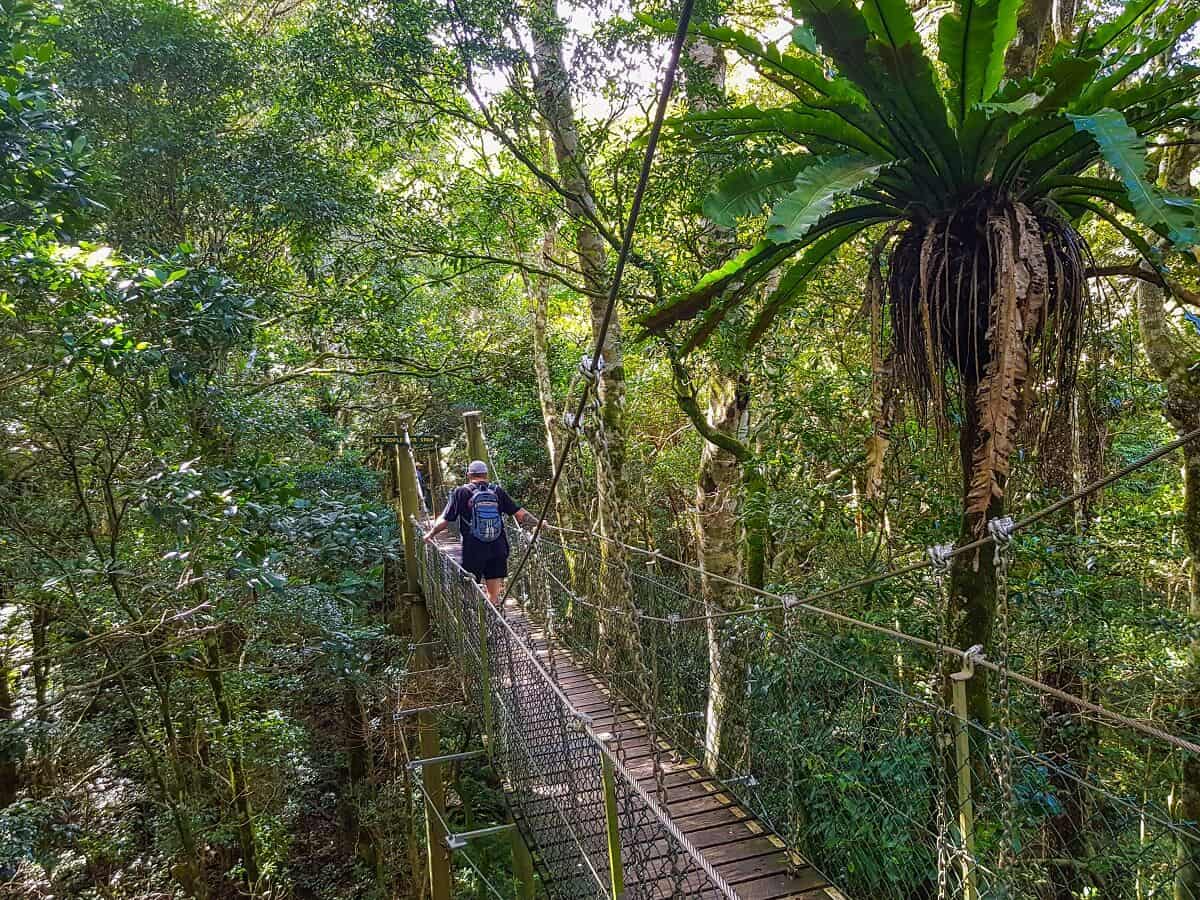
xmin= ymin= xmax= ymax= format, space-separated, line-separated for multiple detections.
xmin=376 ymin=416 xmax=1200 ymax=900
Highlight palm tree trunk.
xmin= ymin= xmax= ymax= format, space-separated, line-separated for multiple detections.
xmin=951 ymin=395 xmax=1001 ymax=725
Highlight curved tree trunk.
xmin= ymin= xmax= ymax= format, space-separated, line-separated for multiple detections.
xmin=697 ymin=375 xmax=749 ymax=771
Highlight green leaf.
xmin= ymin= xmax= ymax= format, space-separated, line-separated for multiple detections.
xmin=794 ymin=0 xmax=958 ymax=185
xmin=937 ymin=0 xmax=1020 ymax=125
xmin=748 ymin=220 xmax=884 ymax=347
xmin=766 ymin=155 xmax=882 ymax=242
xmin=791 ymin=25 xmax=819 ymax=54
xmin=637 ymin=241 xmax=797 ymax=335
xmin=683 ymin=19 xmax=866 ymax=107
xmin=1068 ymin=108 xmax=1198 ymax=248
xmin=1084 ymin=0 xmax=1161 ymax=53
xmin=676 ymin=104 xmax=893 ymax=159
xmin=703 ymin=156 xmax=816 ymax=227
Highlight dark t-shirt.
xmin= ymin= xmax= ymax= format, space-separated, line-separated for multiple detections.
xmin=443 ymin=483 xmax=521 ymax=564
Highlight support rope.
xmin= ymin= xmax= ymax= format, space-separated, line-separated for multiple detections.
xmin=502 ymin=0 xmax=698 ymax=601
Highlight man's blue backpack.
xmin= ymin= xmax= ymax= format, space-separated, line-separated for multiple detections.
xmin=468 ymin=483 xmax=504 ymax=543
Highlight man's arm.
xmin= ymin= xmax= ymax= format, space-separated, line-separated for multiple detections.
xmin=425 ymin=490 xmax=457 ymax=542
xmin=424 ymin=516 xmax=449 ymax=542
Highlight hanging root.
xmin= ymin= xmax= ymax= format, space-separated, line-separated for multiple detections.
xmin=887 ymin=195 xmax=1086 ymax=527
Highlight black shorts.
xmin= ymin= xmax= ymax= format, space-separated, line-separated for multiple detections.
xmin=463 ymin=553 xmax=508 ymax=581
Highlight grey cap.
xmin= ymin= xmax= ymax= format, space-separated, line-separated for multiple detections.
xmin=467 ymin=459 xmax=489 ymax=476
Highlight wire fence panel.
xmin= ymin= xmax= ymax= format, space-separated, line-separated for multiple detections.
xmin=510 ymin=522 xmax=1200 ymax=900
xmin=416 ymin=522 xmax=736 ymax=899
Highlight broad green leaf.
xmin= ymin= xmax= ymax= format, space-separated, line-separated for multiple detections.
xmin=1073 ymin=31 xmax=1183 ymax=114
xmin=791 ymin=25 xmax=819 ymax=54
xmin=637 ymin=241 xmax=796 ymax=335
xmin=766 ymin=155 xmax=883 ymax=242
xmin=794 ymin=0 xmax=958 ymax=185
xmin=860 ymin=0 xmax=921 ymax=49
xmin=748 ymin=219 xmax=885 ymax=347
xmin=1068 ymin=108 xmax=1198 ymax=248
xmin=676 ymin=104 xmax=893 ymax=159
xmin=1085 ymin=0 xmax=1161 ymax=53
xmin=685 ymin=19 xmax=865 ymax=106
xmin=703 ymin=156 xmax=816 ymax=227
xmin=978 ymin=93 xmax=1042 ymax=114
xmin=937 ymin=0 xmax=1020 ymax=125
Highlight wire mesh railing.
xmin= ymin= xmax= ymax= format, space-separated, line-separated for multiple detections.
xmin=506 ymin=523 xmax=1200 ymax=900
xmin=415 ymin=523 xmax=737 ymax=900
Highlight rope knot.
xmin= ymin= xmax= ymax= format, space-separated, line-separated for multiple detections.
xmin=562 ymin=410 xmax=586 ymax=436
xmin=960 ymin=643 xmax=986 ymax=677
xmin=988 ymin=516 xmax=1016 ymax=565
xmin=579 ymin=354 xmax=605 ymax=383
xmin=927 ymin=543 xmax=954 ymax=574
xmin=987 ymin=515 xmax=1016 ymax=548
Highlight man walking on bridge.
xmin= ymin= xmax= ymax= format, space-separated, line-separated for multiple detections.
xmin=424 ymin=460 xmax=539 ymax=606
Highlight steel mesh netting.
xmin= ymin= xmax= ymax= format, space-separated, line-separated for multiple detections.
xmin=513 ymin=525 xmax=1200 ymax=900
xmin=415 ymin=523 xmax=735 ymax=899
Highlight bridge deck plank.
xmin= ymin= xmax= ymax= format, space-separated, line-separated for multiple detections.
xmin=429 ymin=533 xmax=844 ymax=899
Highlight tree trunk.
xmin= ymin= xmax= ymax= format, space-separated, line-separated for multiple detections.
xmin=950 ymin=395 xmax=1002 ymax=725
xmin=1136 ymin=138 xmax=1200 ymax=899
xmin=0 ymin=639 xmax=18 ymax=808
xmin=1137 ymin=276 xmax=1200 ymax=899
xmin=530 ymin=221 xmax=561 ymax=475
xmin=528 ymin=0 xmax=626 ymax=541
xmin=698 ymin=375 xmax=749 ymax=771
xmin=30 ymin=596 xmax=52 ymax=790
xmin=1039 ymin=656 xmax=1096 ymax=899
xmin=202 ymin=633 xmax=260 ymax=887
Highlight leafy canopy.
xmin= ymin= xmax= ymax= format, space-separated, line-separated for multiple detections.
xmin=639 ymin=0 xmax=1200 ymax=350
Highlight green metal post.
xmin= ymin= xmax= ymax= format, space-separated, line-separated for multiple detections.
xmin=397 ymin=423 xmax=452 ymax=900
xmin=397 ymin=419 xmax=423 ymax=597
xmin=463 ymin=411 xmax=491 ymax=471
xmin=509 ymin=814 xmax=536 ymax=899
xmin=951 ymin=668 xmax=978 ymax=900
xmin=598 ymin=736 xmax=625 ymax=899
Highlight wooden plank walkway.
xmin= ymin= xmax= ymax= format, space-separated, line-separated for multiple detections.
xmin=432 ymin=532 xmax=847 ymax=900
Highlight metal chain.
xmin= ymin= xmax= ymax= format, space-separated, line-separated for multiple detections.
xmin=928 ymin=544 xmax=954 ymax=900
xmin=989 ymin=516 xmax=1017 ymax=881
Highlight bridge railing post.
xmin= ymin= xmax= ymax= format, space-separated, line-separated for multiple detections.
xmin=951 ymin=661 xmax=979 ymax=900
xmin=597 ymin=735 xmax=626 ymax=898
xmin=463 ymin=410 xmax=491 ymax=472
xmin=397 ymin=421 xmax=452 ymax=900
